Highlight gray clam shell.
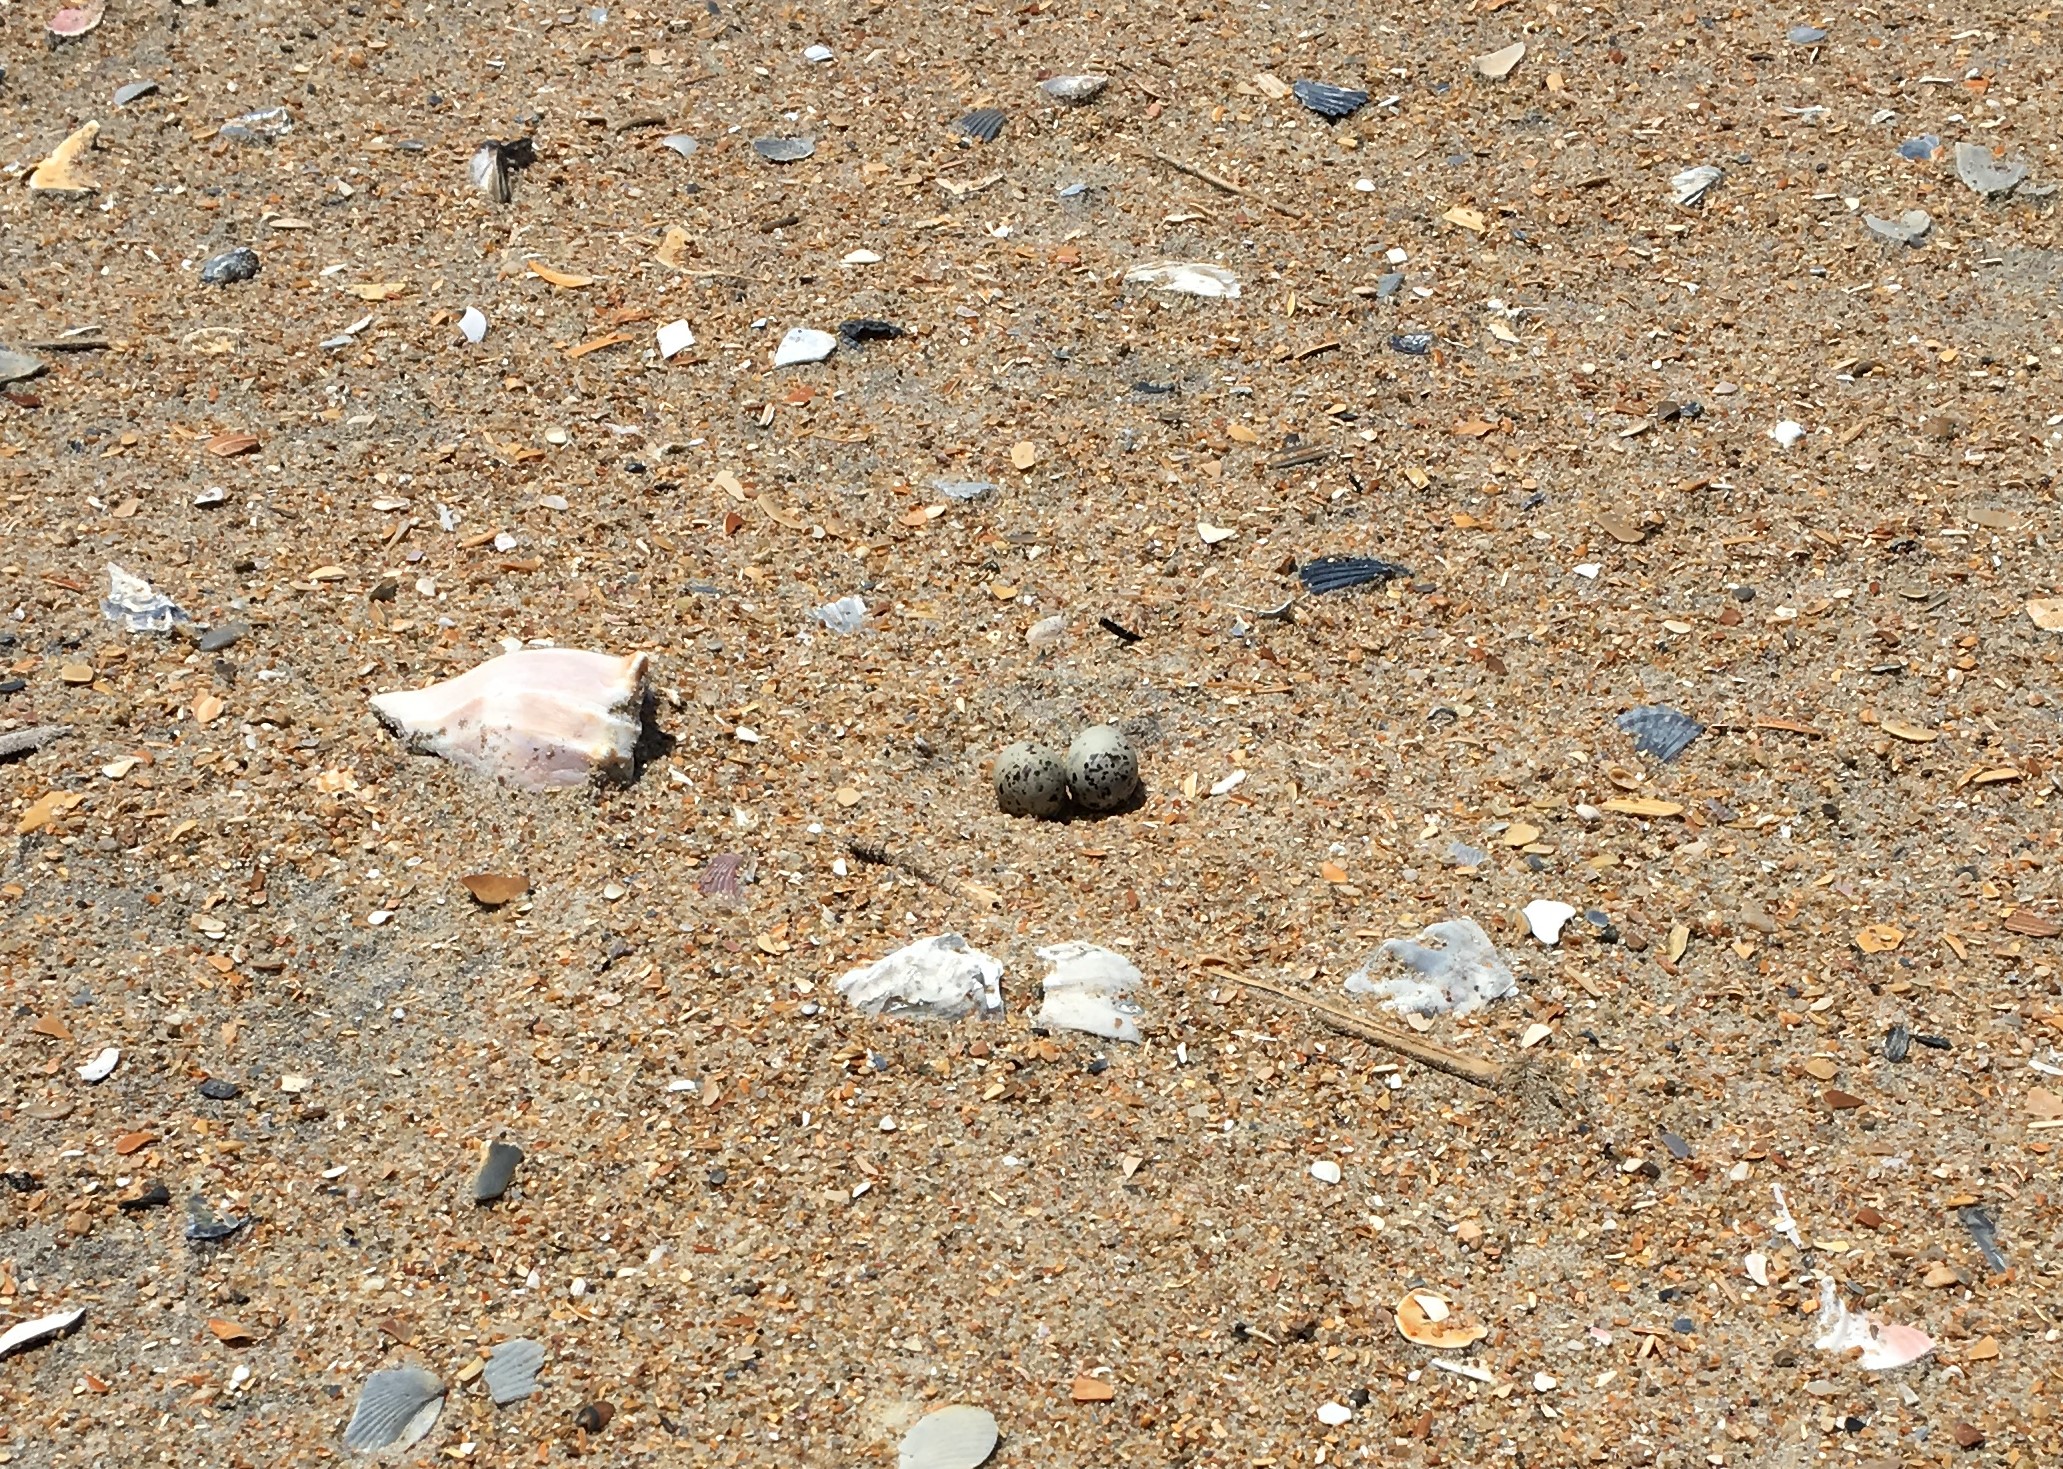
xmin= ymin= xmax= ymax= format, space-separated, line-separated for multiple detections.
xmin=482 ymin=1339 xmax=546 ymax=1406
xmin=342 ymin=1366 xmax=445 ymax=1454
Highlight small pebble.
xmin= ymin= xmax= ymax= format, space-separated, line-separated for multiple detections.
xmin=199 ymin=247 xmax=261 ymax=286
xmin=472 ymin=1141 xmax=525 ymax=1204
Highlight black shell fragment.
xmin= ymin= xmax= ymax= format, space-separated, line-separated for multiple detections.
xmin=1389 ymin=332 xmax=1434 ymax=355
xmin=1884 ymin=1022 xmax=1911 ymax=1062
xmin=1616 ymin=705 xmax=1704 ymax=763
xmin=752 ymin=136 xmax=816 ymax=163
xmin=469 ymin=138 xmax=535 ymax=203
xmin=954 ymin=107 xmax=1006 ymax=142
xmin=199 ymin=247 xmax=260 ymax=286
xmin=185 ymin=1196 xmax=249 ymax=1243
xmin=837 ymin=318 xmax=905 ymax=345
xmin=1299 ymin=556 xmax=1409 ymax=595
xmin=1957 ymin=1206 xmax=2007 ymax=1273
xmin=1292 ymin=79 xmax=1369 ymax=119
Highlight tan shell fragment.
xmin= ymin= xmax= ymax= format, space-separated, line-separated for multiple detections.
xmin=1395 ymin=1291 xmax=1489 ymax=1349
xmin=29 ymin=121 xmax=101 ymax=196
xmin=370 ymin=649 xmax=650 ymax=791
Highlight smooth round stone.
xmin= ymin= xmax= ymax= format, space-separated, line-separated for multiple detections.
xmin=994 ymin=742 xmax=1068 ymax=818
xmin=1066 ymin=725 xmax=1138 ymax=812
xmin=899 ymin=1404 xmax=998 ymax=1469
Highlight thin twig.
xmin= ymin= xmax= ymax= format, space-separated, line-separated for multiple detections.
xmin=1144 ymin=147 xmax=1247 ymax=195
xmin=1141 ymin=148 xmax=1301 ymax=219
xmin=1231 ymin=972 xmax=1506 ymax=1088
xmin=848 ymin=837 xmax=953 ymax=893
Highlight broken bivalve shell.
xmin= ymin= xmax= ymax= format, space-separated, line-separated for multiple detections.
xmin=1034 ymin=941 xmax=1147 ymax=1042
xmin=1039 ymin=74 xmax=1108 ymax=105
xmin=370 ymin=649 xmax=650 ymax=792
xmin=342 ymin=1366 xmax=446 ymax=1454
xmin=0 ymin=1306 xmax=86 ymax=1361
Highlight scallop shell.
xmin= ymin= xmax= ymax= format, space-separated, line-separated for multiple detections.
xmin=370 ymin=649 xmax=649 ymax=792
xmin=481 ymin=1339 xmax=546 ymax=1406
xmin=1291 ymin=80 xmax=1368 ymax=119
xmin=900 ymin=1404 xmax=1000 ymax=1469
xmin=342 ymin=1366 xmax=445 ymax=1454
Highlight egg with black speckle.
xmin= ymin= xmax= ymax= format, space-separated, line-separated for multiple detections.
xmin=993 ymin=742 xmax=1069 ymax=817
xmin=1067 ymin=725 xmax=1139 ymax=812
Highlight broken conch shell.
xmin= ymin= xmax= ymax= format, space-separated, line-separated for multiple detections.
xmin=370 ymin=648 xmax=650 ymax=791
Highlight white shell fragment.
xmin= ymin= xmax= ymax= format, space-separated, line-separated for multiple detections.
xmin=103 ymin=563 xmax=188 ymax=633
xmin=481 ymin=1339 xmax=545 ymax=1406
xmin=1863 ymin=209 xmax=1931 ymax=246
xmin=898 ymin=1403 xmax=1000 ymax=1469
xmin=1813 ymin=1279 xmax=1934 ymax=1370
xmin=1671 ymin=164 xmax=1724 ymax=206
xmin=78 ymin=1046 xmax=120 ymax=1083
xmin=0 ymin=1306 xmax=86 ymax=1361
xmin=1033 ymin=941 xmax=1147 ymax=1042
xmin=458 ymin=307 xmax=488 ymax=344
xmin=1039 ymin=73 xmax=1109 ymax=105
xmin=1347 ymin=918 xmax=1516 ymax=1015
xmin=656 ymin=319 xmax=697 ymax=359
xmin=836 ymin=934 xmax=1004 ymax=1021
xmin=1122 ymin=260 xmax=1241 ymax=298
xmin=370 ymin=649 xmax=651 ymax=792
xmin=1523 ymin=899 xmax=1577 ymax=945
xmin=1953 ymin=141 xmax=2026 ymax=198
xmin=1474 ymin=42 xmax=1526 ymax=79
xmin=1316 ymin=1401 xmax=1353 ymax=1427
xmin=342 ymin=1366 xmax=446 ymax=1454
xmin=1309 ymin=1160 xmax=1342 ymax=1185
xmin=773 ymin=327 xmax=837 ymax=366
xmin=1771 ymin=419 xmax=1807 ymax=448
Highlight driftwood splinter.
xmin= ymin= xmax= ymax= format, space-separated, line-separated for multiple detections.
xmin=1233 ymin=972 xmax=1506 ymax=1088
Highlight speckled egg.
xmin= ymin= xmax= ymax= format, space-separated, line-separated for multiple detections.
xmin=1066 ymin=724 xmax=1139 ymax=812
xmin=993 ymin=742 xmax=1069 ymax=818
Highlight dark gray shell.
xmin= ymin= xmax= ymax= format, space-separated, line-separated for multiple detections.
xmin=995 ymin=742 xmax=1068 ymax=818
xmin=472 ymin=1141 xmax=524 ymax=1203
xmin=955 ymin=108 xmax=1006 ymax=142
xmin=1292 ymin=80 xmax=1369 ymax=119
xmin=1066 ymin=726 xmax=1139 ymax=812
xmin=1615 ymin=705 xmax=1704 ymax=763
xmin=1299 ymin=556 xmax=1408 ymax=594
xmin=200 ymin=247 xmax=260 ymax=286
xmin=753 ymin=136 xmax=816 ymax=163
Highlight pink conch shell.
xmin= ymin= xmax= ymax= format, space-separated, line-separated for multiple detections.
xmin=371 ymin=649 xmax=650 ymax=791
xmin=1813 ymin=1279 xmax=1933 ymax=1370
xmin=48 ymin=1 xmax=106 ymax=38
